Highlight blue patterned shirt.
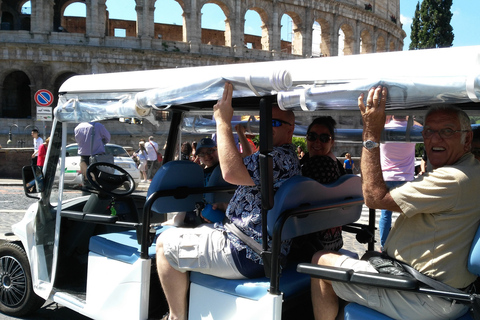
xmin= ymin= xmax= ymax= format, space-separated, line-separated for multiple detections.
xmin=218 ymin=144 xmax=301 ymax=265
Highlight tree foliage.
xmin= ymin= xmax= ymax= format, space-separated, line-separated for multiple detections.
xmin=409 ymin=0 xmax=454 ymax=50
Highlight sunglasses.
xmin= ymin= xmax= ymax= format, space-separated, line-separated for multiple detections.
xmin=306 ymin=132 xmax=332 ymax=143
xmin=198 ymin=148 xmax=217 ymax=157
xmin=272 ymin=119 xmax=292 ymax=127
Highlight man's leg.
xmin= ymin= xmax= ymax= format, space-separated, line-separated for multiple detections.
xmin=311 ymin=251 xmax=342 ymax=320
xmin=156 ymin=240 xmax=189 ymax=320
xmin=379 ymin=209 xmax=392 ymax=248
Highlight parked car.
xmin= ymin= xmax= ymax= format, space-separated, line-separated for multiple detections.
xmin=63 ymin=143 xmax=141 ymax=187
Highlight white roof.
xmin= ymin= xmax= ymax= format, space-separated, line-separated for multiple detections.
xmin=55 ymin=46 xmax=480 ymax=123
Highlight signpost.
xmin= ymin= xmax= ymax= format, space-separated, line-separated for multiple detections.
xmin=34 ymin=89 xmax=53 ymax=121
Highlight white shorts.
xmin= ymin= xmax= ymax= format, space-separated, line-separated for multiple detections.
xmin=158 ymin=225 xmax=245 ymax=279
xmin=332 ymin=256 xmax=469 ymax=320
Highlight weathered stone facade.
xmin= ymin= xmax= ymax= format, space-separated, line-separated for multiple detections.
xmin=0 ymin=0 xmax=405 ymax=162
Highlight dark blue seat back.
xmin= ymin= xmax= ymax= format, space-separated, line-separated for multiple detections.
xmin=204 ymin=165 xmax=235 ymax=204
xmin=267 ymin=174 xmax=363 ymax=240
xmin=147 ymin=160 xmax=204 ymax=213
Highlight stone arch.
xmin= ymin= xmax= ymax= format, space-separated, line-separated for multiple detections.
xmin=1 ymin=70 xmax=32 ymax=118
xmin=52 ymin=72 xmax=77 ymax=108
xmin=244 ymin=8 xmax=269 ymax=51
xmin=280 ymin=11 xmax=303 ymax=55
xmin=359 ymin=28 xmax=373 ymax=54
xmin=376 ymin=35 xmax=386 ymax=52
xmin=154 ymin=0 xmax=184 ymax=41
xmin=199 ymin=0 xmax=232 ymax=47
xmin=1 ymin=11 xmax=15 ymax=30
xmin=389 ymin=40 xmax=396 ymax=51
xmin=61 ymin=1 xmax=87 ymax=34
xmin=338 ymin=22 xmax=354 ymax=56
xmin=314 ymin=17 xmax=331 ymax=57
xmin=105 ymin=0 xmax=137 ymax=37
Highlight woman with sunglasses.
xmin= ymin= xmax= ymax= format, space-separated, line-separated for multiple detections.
xmin=290 ymin=116 xmax=346 ymax=261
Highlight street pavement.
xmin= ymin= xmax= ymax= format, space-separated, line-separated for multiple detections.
xmin=0 ymin=178 xmax=393 ymax=320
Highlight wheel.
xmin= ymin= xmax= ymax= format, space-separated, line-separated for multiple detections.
xmin=0 ymin=242 xmax=45 ymax=316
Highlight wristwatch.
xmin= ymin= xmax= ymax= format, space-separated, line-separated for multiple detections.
xmin=363 ymin=140 xmax=380 ymax=150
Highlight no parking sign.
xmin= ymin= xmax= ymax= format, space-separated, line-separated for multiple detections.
xmin=35 ymin=89 xmax=54 ymax=121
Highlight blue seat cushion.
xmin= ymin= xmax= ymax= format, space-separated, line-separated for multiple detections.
xmin=189 ymin=262 xmax=310 ymax=301
xmin=89 ymin=227 xmax=171 ymax=264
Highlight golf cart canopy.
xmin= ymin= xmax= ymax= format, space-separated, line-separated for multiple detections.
xmin=56 ymin=45 xmax=480 ymax=123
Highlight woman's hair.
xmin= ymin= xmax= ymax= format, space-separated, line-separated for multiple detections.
xmin=181 ymin=141 xmax=192 ymax=155
xmin=139 ymin=141 xmax=146 ymax=151
xmin=307 ymin=116 xmax=337 ymax=140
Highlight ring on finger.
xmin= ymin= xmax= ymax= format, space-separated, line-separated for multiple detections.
xmin=366 ymin=103 xmax=372 ymax=107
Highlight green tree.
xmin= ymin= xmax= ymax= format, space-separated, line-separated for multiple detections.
xmin=409 ymin=0 xmax=454 ymax=50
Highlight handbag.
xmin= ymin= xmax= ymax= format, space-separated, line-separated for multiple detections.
xmin=151 ymin=142 xmax=163 ymax=162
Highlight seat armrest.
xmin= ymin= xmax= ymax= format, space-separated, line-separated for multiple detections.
xmin=350 ymin=271 xmax=418 ymax=290
xmin=297 ymin=263 xmax=353 ymax=282
xmin=61 ymin=210 xmax=85 ymax=220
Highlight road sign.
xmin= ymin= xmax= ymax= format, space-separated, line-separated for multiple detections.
xmin=34 ymin=89 xmax=54 ymax=107
xmin=37 ymin=106 xmax=52 ymax=121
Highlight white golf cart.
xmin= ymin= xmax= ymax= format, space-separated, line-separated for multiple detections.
xmin=1 ymin=45 xmax=479 ymax=320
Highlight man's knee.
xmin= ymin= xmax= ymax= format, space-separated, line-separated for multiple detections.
xmin=312 ymin=250 xmax=342 ymax=267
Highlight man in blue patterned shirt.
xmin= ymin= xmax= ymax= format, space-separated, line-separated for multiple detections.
xmin=155 ymin=83 xmax=300 ymax=320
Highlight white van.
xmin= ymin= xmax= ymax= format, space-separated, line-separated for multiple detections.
xmin=0 ymin=45 xmax=479 ymax=320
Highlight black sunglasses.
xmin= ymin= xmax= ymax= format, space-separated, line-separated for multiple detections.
xmin=306 ymin=132 xmax=332 ymax=143
xmin=272 ymin=119 xmax=292 ymax=127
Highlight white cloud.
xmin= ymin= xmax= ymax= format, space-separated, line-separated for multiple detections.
xmin=400 ymin=14 xmax=412 ymax=27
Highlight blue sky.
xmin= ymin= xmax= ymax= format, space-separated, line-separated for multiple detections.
xmin=54 ymin=0 xmax=480 ymax=50
xmin=400 ymin=0 xmax=480 ymax=49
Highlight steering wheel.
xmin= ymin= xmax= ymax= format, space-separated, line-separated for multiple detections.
xmin=86 ymin=162 xmax=135 ymax=197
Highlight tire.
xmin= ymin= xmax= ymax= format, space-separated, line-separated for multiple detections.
xmin=0 ymin=242 xmax=46 ymax=316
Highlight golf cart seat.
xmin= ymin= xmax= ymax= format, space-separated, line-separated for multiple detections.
xmin=204 ymin=165 xmax=235 ymax=204
xmin=189 ymin=174 xmax=364 ymax=319
xmin=297 ymin=215 xmax=480 ymax=320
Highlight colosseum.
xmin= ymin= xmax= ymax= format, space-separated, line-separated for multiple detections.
xmin=0 ymin=0 xmax=405 ymax=153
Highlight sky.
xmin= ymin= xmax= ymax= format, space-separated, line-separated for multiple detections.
xmin=400 ymin=0 xmax=480 ymax=49
xmin=24 ymin=0 xmax=480 ymax=50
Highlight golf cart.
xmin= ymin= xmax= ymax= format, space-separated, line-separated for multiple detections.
xmin=1 ymin=45 xmax=480 ymax=320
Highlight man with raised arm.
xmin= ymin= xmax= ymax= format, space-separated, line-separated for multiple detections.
xmin=311 ymin=86 xmax=480 ymax=320
xmin=155 ymin=83 xmax=300 ymax=320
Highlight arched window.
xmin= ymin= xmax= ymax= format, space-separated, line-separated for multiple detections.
xmin=154 ymin=0 xmax=184 ymax=41
xmin=62 ymin=2 xmax=87 ymax=34
xmin=201 ymin=3 xmax=227 ymax=46
xmin=2 ymin=71 xmax=31 ymax=118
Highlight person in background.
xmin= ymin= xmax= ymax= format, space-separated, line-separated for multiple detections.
xmin=311 ymin=87 xmax=479 ymax=320
xmin=293 ymin=116 xmax=345 ymax=258
xmin=472 ymin=127 xmax=480 ymax=161
xmin=74 ymin=122 xmax=111 ymax=184
xmin=195 ymin=138 xmax=220 ymax=185
xmin=145 ymin=136 xmax=159 ymax=180
xmin=156 ymin=83 xmax=300 ymax=320
xmin=235 ymin=124 xmax=254 ymax=158
xmin=378 ymin=115 xmax=420 ymax=249
xmin=134 ymin=141 xmax=148 ymax=182
xmin=36 ymin=137 xmax=50 ymax=170
xmin=343 ymin=153 xmax=354 ymax=174
xmin=190 ymin=141 xmax=201 ymax=165
xmin=31 ymin=129 xmax=43 ymax=169
xmin=300 ymin=116 xmax=346 ymax=175
xmin=297 ymin=145 xmax=305 ymax=159
xmin=180 ymin=141 xmax=192 ymax=161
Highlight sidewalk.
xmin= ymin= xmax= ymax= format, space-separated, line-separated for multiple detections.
xmin=0 ymin=178 xmax=151 ymax=192
xmin=0 ymin=178 xmax=22 ymax=186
